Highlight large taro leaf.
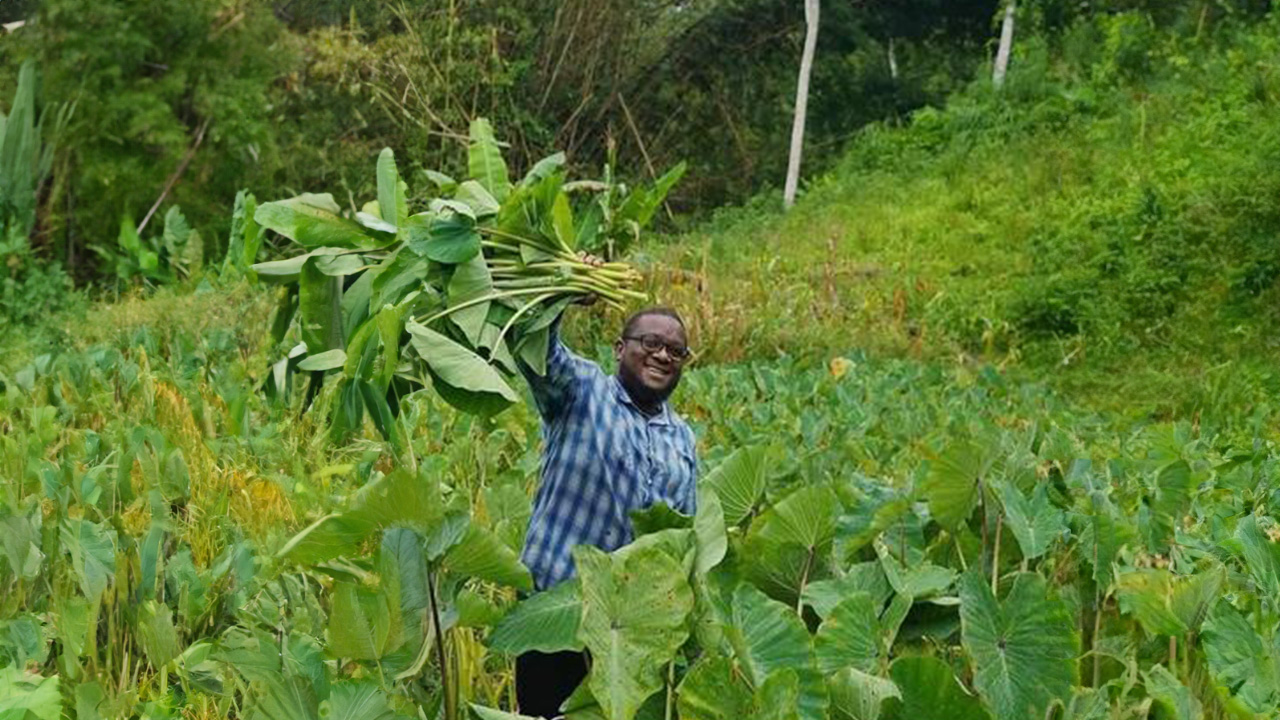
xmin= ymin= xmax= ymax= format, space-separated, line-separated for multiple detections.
xmin=996 ymin=482 xmax=1065 ymax=561
xmin=694 ymin=487 xmax=728 ymax=576
xmin=676 ymin=656 xmax=754 ymax=720
xmin=814 ymin=593 xmax=882 ymax=675
xmin=920 ymin=439 xmax=992 ymax=532
xmin=406 ymin=322 xmax=519 ymax=416
xmin=447 ymin=253 xmax=494 ymax=346
xmin=404 ymin=211 xmax=481 ymax=264
xmin=874 ymin=540 xmax=955 ymax=600
xmin=574 ymin=545 xmax=693 ymax=720
xmin=255 ymin=193 xmax=390 ymax=249
xmin=327 ymin=581 xmax=402 ymax=661
xmin=488 ymin=579 xmax=583 ymax=655
xmin=441 ymin=523 xmax=533 ymax=591
xmin=1142 ymin=664 xmax=1202 ymax=720
xmin=1078 ymin=507 xmax=1135 ymax=587
xmin=743 ymin=483 xmax=839 ymax=600
xmin=468 ymin=118 xmax=511 ymax=202
xmin=882 ymin=656 xmax=989 ymax=720
xmin=321 ymin=680 xmax=405 ymax=720
xmin=725 ymin=584 xmax=828 ymax=720
xmin=0 ymin=667 xmax=61 ymax=720
xmin=802 ymin=563 xmax=891 ymax=621
xmin=959 ymin=572 xmax=1077 ymax=720
xmin=704 ymin=446 xmax=770 ymax=525
xmin=754 ymin=669 xmax=801 ymax=720
xmin=60 ymin=519 xmax=116 ymax=603
xmin=1145 ymin=461 xmax=1194 ymax=554
xmin=827 ymin=668 xmax=900 ymax=720
xmin=1115 ymin=569 xmax=1188 ymax=638
xmin=1200 ymin=599 xmax=1280 ymax=713
xmin=1234 ymin=515 xmax=1280 ymax=598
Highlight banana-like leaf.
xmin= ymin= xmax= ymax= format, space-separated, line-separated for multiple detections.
xmin=299 ymin=259 xmax=344 ymax=354
xmin=469 ymin=118 xmax=511 ymax=201
xmin=255 ymin=193 xmax=391 ymax=249
xmin=376 ymin=148 xmax=408 ymax=228
xmin=296 ymin=349 xmax=346 ymax=372
xmin=959 ymin=572 xmax=1077 ymax=720
xmin=882 ymin=656 xmax=989 ymax=720
xmin=574 ymin=544 xmax=693 ymax=720
xmin=488 ymin=579 xmax=583 ymax=655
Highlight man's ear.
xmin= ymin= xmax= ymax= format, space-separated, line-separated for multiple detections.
xmin=613 ymin=339 xmax=623 ymax=362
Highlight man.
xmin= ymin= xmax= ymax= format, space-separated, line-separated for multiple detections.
xmin=514 ymin=304 xmax=698 ymax=718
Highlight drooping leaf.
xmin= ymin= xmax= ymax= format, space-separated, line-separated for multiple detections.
xmin=996 ymin=482 xmax=1065 ymax=561
xmin=299 ymin=259 xmax=344 ymax=354
xmin=447 ymin=254 xmax=493 ymax=346
xmin=376 ymin=148 xmax=408 ymax=228
xmin=704 ymin=446 xmax=770 ymax=525
xmin=60 ymin=519 xmax=116 ymax=603
xmin=694 ymin=487 xmax=728 ymax=576
xmin=882 ymin=656 xmax=989 ymax=720
xmin=442 ymin=524 xmax=533 ymax=591
xmin=327 ymin=581 xmax=402 ymax=661
xmin=1200 ymin=599 xmax=1280 ymax=713
xmin=297 ymin=349 xmax=346 ymax=372
xmin=814 ymin=593 xmax=882 ymax=675
xmin=574 ymin=544 xmax=693 ymax=720
xmin=1146 ymin=461 xmax=1194 ymax=554
xmin=488 ymin=579 xmax=583 ymax=655
xmin=1142 ymin=664 xmax=1202 ymax=720
xmin=470 ymin=705 xmax=541 ymax=720
xmin=455 ymin=181 xmax=501 ymax=217
xmin=959 ymin=572 xmax=1077 ymax=720
xmin=406 ymin=322 xmax=519 ymax=415
xmin=1235 ymin=515 xmax=1280 ymax=598
xmin=255 ymin=193 xmax=390 ymax=249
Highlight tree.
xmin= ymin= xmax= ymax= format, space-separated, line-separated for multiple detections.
xmin=783 ymin=0 xmax=820 ymax=209
xmin=992 ymin=0 xmax=1016 ymax=88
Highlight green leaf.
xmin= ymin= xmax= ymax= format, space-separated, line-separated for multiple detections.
xmin=814 ymin=593 xmax=882 ymax=675
xmin=630 ymin=502 xmax=692 ymax=536
xmin=552 ymin=192 xmax=575 ymax=250
xmin=488 ymin=579 xmax=583 ymax=655
xmin=406 ymin=322 xmax=519 ymax=415
xmin=574 ymin=544 xmax=693 ymax=720
xmin=376 ymin=148 xmax=407 ymax=228
xmin=1201 ymin=600 xmax=1280 ymax=713
xmin=882 ymin=656 xmax=990 ymax=720
xmin=1235 ymin=515 xmax=1280 ymax=597
xmin=997 ymin=482 xmax=1065 ymax=561
xmin=442 ymin=524 xmax=533 ymax=591
xmin=959 ymin=572 xmax=1077 ymax=720
xmin=754 ymin=670 xmax=801 ymax=720
xmin=0 ymin=668 xmax=61 ymax=720
xmin=405 ymin=212 xmax=481 ymax=264
xmin=137 ymin=601 xmax=181 ymax=667
xmin=255 ymin=193 xmax=389 ymax=249
xmin=743 ymin=483 xmax=839 ymax=599
xmin=676 ymin=656 xmax=754 ymax=720
xmin=327 ymin=581 xmax=402 ymax=661
xmin=617 ymin=162 xmax=686 ymax=229
xmin=1079 ymin=509 xmax=1135 ymax=586
xmin=803 ymin=563 xmax=891 ymax=621
xmin=322 ymin=681 xmax=403 ymax=720
xmin=299 ymin=259 xmax=344 ymax=354
xmin=725 ymin=584 xmax=828 ymax=720
xmin=1146 ymin=461 xmax=1194 ymax=554
xmin=448 ymin=253 xmax=494 ymax=346
xmin=455 ymin=181 xmax=501 ymax=217
xmin=1116 ymin=569 xmax=1188 ymax=637
xmin=521 ymin=152 xmax=566 ymax=186
xmin=297 ymin=349 xmax=346 ymax=372
xmin=828 ymin=668 xmax=900 ymax=720
xmin=60 ymin=519 xmax=116 ymax=603
xmin=704 ymin=446 xmax=769 ymax=525
xmin=1142 ymin=664 xmax=1202 ymax=720
xmin=470 ymin=705 xmax=541 ymax=720
xmin=694 ymin=487 xmax=728 ymax=576
xmin=875 ymin=540 xmax=955 ymax=599
xmin=469 ymin=118 xmax=511 ymax=201
xmin=920 ymin=440 xmax=991 ymax=532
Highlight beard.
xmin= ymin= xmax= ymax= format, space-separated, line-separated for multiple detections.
xmin=618 ymin=363 xmax=679 ymax=410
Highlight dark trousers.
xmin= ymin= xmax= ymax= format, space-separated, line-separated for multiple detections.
xmin=515 ymin=650 xmax=589 ymax=718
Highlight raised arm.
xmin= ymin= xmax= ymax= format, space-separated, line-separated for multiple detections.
xmin=517 ymin=316 xmax=591 ymax=420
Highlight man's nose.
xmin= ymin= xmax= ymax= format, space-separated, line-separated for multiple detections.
xmin=652 ymin=345 xmax=673 ymax=362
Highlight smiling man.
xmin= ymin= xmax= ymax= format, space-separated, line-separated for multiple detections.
xmin=514 ymin=305 xmax=697 ymax=718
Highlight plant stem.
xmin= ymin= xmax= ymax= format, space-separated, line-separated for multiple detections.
xmin=796 ymin=545 xmax=816 ymax=615
xmin=427 ymin=566 xmax=454 ymax=720
xmin=664 ymin=659 xmax=675 ymax=720
xmin=991 ymin=514 xmax=1003 ymax=595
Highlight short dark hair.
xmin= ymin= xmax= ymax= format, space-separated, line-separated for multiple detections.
xmin=621 ymin=306 xmax=685 ymax=338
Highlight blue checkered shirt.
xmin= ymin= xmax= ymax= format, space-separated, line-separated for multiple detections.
xmin=517 ymin=323 xmax=698 ymax=590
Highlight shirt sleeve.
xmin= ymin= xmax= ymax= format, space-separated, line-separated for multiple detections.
xmin=518 ymin=316 xmax=589 ymax=420
xmin=677 ymin=425 xmax=699 ymax=515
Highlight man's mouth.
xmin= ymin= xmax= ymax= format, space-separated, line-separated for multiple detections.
xmin=643 ymin=364 xmax=672 ymax=383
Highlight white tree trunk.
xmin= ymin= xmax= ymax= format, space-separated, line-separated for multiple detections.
xmin=783 ymin=0 xmax=820 ymax=210
xmin=993 ymin=0 xmax=1016 ymax=88
xmin=888 ymin=37 xmax=899 ymax=80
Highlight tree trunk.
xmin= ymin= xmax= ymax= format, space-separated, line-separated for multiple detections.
xmin=993 ymin=0 xmax=1016 ymax=88
xmin=783 ymin=0 xmax=820 ymax=210
xmin=888 ymin=37 xmax=899 ymax=80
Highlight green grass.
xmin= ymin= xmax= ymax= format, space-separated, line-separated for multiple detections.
xmin=635 ymin=19 xmax=1280 ymax=430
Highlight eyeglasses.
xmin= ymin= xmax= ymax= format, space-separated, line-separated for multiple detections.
xmin=622 ymin=334 xmax=693 ymax=361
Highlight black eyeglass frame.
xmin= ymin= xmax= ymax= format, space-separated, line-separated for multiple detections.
xmin=620 ymin=333 xmax=694 ymax=362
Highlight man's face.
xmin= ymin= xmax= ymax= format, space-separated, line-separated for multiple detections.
xmin=614 ymin=314 xmax=688 ymax=408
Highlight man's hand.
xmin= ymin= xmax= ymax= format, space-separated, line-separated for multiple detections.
xmin=574 ymin=252 xmax=604 ymax=305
